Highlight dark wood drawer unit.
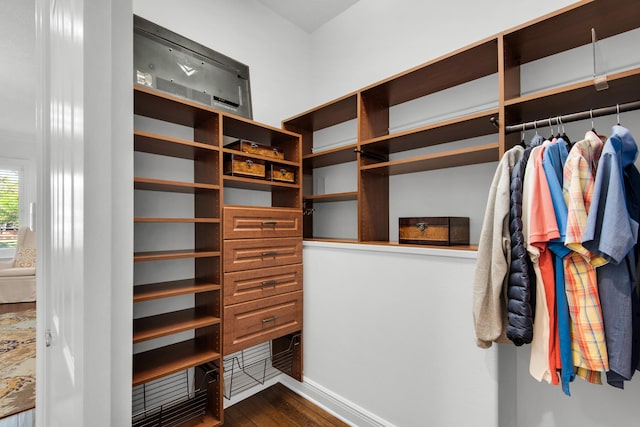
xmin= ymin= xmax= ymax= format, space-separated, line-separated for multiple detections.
xmin=224 ymin=206 xmax=302 ymax=239
xmin=223 ymin=237 xmax=302 ymax=272
xmin=223 ymin=291 xmax=303 ymax=355
xmin=224 ymin=264 xmax=303 ymax=306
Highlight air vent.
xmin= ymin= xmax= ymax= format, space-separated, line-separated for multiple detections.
xmin=156 ymin=78 xmax=213 ymax=107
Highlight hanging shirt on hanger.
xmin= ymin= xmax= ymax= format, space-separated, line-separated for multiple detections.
xmin=542 ymin=138 xmax=574 ymax=395
xmin=473 ymin=146 xmax=524 ymax=348
xmin=563 ymin=131 xmax=608 ymax=384
xmin=583 ymin=125 xmax=640 ymax=388
xmin=523 ymin=142 xmax=560 ymax=384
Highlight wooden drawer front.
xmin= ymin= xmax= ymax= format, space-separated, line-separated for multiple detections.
xmin=224 ymin=206 xmax=302 ymax=239
xmin=223 ymin=238 xmax=302 ymax=272
xmin=224 ymin=264 xmax=303 ymax=305
xmin=224 ymin=291 xmax=303 ymax=355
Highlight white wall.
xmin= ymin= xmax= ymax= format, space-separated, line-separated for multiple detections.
xmin=133 ymin=0 xmax=312 ymax=129
xmin=0 ymin=0 xmax=37 ymax=231
xmin=301 ymin=243 xmax=498 ymax=427
xmin=308 ymin=0 xmax=577 ymax=107
xmin=0 ymin=0 xmax=36 ymax=148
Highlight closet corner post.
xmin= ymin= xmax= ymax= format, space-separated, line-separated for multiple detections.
xmin=498 ymin=33 xmax=521 ymax=156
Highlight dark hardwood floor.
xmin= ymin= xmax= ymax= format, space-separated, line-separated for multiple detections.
xmin=224 ymin=383 xmax=349 ymax=427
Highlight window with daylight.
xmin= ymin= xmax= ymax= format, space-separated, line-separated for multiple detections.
xmin=0 ymin=160 xmax=33 ymax=260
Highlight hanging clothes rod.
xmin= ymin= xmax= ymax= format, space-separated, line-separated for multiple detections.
xmin=494 ymin=100 xmax=640 ymax=134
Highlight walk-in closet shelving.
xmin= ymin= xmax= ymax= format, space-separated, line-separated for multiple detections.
xmin=220 ymin=115 xmax=305 ymax=386
xmin=133 ymin=85 xmax=223 ymax=426
xmin=499 ymin=0 xmax=640 ymax=150
xmin=283 ymin=0 xmax=640 ymax=248
xmin=283 ymin=93 xmax=359 ymax=241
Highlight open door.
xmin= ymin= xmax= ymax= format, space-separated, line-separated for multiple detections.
xmin=35 ymin=1 xmax=133 ymax=426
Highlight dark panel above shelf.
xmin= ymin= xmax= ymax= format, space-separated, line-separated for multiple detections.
xmin=283 ymin=93 xmax=359 ymax=132
xmin=503 ymin=0 xmax=640 ymax=65
xmin=361 ymin=38 xmax=498 ymax=106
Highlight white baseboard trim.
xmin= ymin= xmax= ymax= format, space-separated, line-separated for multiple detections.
xmin=279 ymin=375 xmax=395 ymax=427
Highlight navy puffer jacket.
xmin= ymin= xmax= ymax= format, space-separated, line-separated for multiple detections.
xmin=506 ymin=146 xmax=537 ymax=345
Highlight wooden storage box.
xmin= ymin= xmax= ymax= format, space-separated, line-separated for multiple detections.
xmin=224 ymin=154 xmax=266 ymax=179
xmin=398 ymin=217 xmax=469 ymax=246
xmin=267 ymin=164 xmax=295 ymax=183
xmin=228 ymin=139 xmax=284 ymax=160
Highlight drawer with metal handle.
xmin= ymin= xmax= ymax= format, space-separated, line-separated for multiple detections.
xmin=223 ymin=237 xmax=302 ymax=272
xmin=224 ymin=264 xmax=303 ymax=305
xmin=224 ymin=206 xmax=302 ymax=239
xmin=223 ymin=291 xmax=303 ymax=355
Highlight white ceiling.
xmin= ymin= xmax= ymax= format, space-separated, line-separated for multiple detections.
xmin=257 ymin=0 xmax=360 ymax=33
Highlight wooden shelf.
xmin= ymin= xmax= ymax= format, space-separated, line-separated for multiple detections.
xmin=134 ymin=250 xmax=220 ymax=262
xmin=134 ymin=85 xmax=218 ymax=128
xmin=361 ymin=240 xmax=479 ymax=251
xmin=360 ymin=143 xmax=499 ymax=176
xmin=223 ymin=175 xmax=300 ymax=191
xmin=282 ymin=92 xmax=359 ymax=132
xmin=222 ymin=148 xmax=300 ymax=167
xmin=302 ymin=144 xmax=358 ymax=169
xmin=303 ymin=192 xmax=358 ymax=203
xmin=134 ymin=279 xmax=221 ymax=303
xmin=303 ymin=237 xmax=359 ymax=244
xmin=133 ymin=308 xmax=221 ymax=344
xmin=504 ymin=68 xmax=640 ymax=122
xmin=134 ymin=130 xmax=218 ymax=159
xmin=132 ymin=339 xmax=220 ymax=386
xmin=360 ymin=109 xmax=499 ymax=154
xmin=134 ymin=177 xmax=219 ymax=193
xmin=134 ymin=217 xmax=220 ymax=223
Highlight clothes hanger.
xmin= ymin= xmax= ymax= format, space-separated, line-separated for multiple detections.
xmin=521 ymin=123 xmax=526 ymax=147
xmin=559 ymin=116 xmax=571 ymax=147
xmin=547 ymin=117 xmax=554 ymax=141
xmin=617 ymin=103 xmax=621 ymax=125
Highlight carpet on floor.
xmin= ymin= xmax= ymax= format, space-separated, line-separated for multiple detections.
xmin=0 ymin=308 xmax=35 ymax=420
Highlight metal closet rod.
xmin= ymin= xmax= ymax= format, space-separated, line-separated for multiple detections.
xmin=494 ymin=100 xmax=640 ymax=134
